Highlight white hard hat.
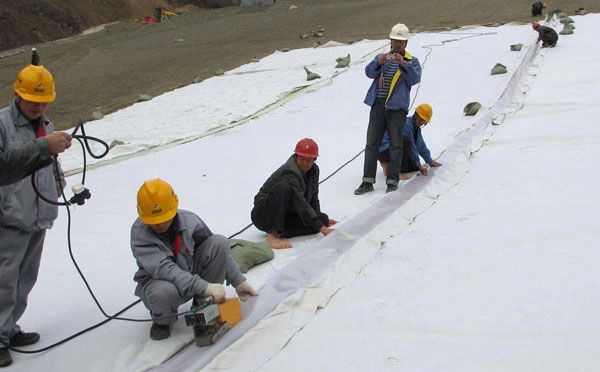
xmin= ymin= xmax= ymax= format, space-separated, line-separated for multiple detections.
xmin=389 ymin=23 xmax=409 ymax=41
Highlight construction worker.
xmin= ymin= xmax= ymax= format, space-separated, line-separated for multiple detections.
xmin=0 ymin=133 xmax=72 ymax=186
xmin=355 ymin=23 xmax=422 ymax=195
xmin=533 ymin=22 xmax=558 ymax=48
xmin=251 ymin=138 xmax=336 ymax=249
xmin=131 ymin=179 xmax=257 ymax=340
xmin=0 ymin=63 xmax=65 ymax=368
xmin=378 ymin=104 xmax=441 ymax=178
xmin=531 ymin=2 xmax=547 ymax=16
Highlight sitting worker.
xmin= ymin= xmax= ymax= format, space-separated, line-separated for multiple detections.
xmin=532 ymin=22 xmax=558 ymax=48
xmin=531 ymin=2 xmax=547 ymax=16
xmin=0 ymin=132 xmax=72 ymax=186
xmin=131 ymin=179 xmax=257 ymax=341
xmin=251 ymin=138 xmax=336 ymax=249
xmin=378 ymin=104 xmax=441 ymax=178
xmin=0 ymin=62 xmax=66 ymax=368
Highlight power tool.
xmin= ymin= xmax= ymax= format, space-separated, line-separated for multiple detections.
xmin=185 ymin=297 xmax=242 ymax=346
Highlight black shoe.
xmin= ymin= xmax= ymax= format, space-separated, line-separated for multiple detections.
xmin=9 ymin=331 xmax=40 ymax=347
xmin=386 ymin=184 xmax=398 ymax=193
xmin=0 ymin=348 xmax=12 ymax=368
xmin=354 ymin=182 xmax=374 ymax=195
xmin=150 ymin=323 xmax=171 ymax=340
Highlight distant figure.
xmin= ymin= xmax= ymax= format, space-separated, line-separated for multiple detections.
xmin=531 ymin=2 xmax=547 ymax=16
xmin=251 ymin=138 xmax=336 ymax=249
xmin=354 ymin=23 xmax=422 ymax=195
xmin=379 ymin=104 xmax=442 ymax=178
xmin=532 ymin=22 xmax=558 ymax=48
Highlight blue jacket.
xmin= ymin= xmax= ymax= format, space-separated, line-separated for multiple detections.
xmin=380 ymin=115 xmax=433 ymax=167
xmin=363 ymin=51 xmax=422 ymax=111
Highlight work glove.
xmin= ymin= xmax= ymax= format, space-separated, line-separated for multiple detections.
xmin=235 ymin=281 xmax=258 ymax=302
xmin=204 ymin=283 xmax=226 ymax=303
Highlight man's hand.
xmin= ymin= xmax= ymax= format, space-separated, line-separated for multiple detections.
xmin=235 ymin=281 xmax=258 ymax=302
xmin=429 ymin=160 xmax=442 ymax=167
xmin=204 ymin=283 xmax=226 ymax=303
xmin=45 ymin=133 xmax=72 ymax=154
xmin=418 ymin=166 xmax=428 ymax=176
xmin=377 ymin=54 xmax=388 ymax=65
xmin=392 ymin=53 xmax=406 ymax=67
xmin=320 ymin=226 xmax=334 ymax=236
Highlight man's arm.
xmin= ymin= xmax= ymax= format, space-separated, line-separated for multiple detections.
xmin=0 ymin=139 xmax=52 ymax=186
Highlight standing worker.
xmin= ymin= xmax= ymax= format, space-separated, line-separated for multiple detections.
xmin=251 ymin=138 xmax=336 ymax=249
xmin=531 ymin=2 xmax=547 ymax=16
xmin=378 ymin=103 xmax=442 ymax=178
xmin=354 ymin=23 xmax=422 ymax=195
xmin=533 ymin=22 xmax=558 ymax=48
xmin=131 ymin=179 xmax=257 ymax=340
xmin=0 ymin=60 xmax=65 ymax=368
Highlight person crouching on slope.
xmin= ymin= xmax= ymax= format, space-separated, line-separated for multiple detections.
xmin=378 ymin=103 xmax=442 ymax=178
xmin=131 ymin=179 xmax=257 ymax=341
xmin=532 ymin=22 xmax=558 ymax=48
xmin=251 ymin=138 xmax=336 ymax=249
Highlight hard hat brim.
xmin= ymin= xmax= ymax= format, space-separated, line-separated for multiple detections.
xmin=15 ymin=91 xmax=56 ymax=103
xmin=389 ymin=35 xmax=408 ymax=41
xmin=295 ymin=151 xmax=318 ymax=158
xmin=138 ymin=203 xmax=178 ymax=225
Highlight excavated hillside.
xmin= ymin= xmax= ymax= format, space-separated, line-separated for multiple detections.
xmin=1 ymin=0 xmax=597 ymax=130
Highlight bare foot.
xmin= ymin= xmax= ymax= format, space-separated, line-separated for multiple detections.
xmin=399 ymin=173 xmax=410 ymax=180
xmin=267 ymin=233 xmax=293 ymax=249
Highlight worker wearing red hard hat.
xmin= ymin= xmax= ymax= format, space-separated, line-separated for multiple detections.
xmin=251 ymin=138 xmax=336 ymax=249
xmin=532 ymin=22 xmax=558 ymax=48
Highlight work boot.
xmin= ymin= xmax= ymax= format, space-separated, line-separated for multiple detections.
xmin=9 ymin=331 xmax=40 ymax=347
xmin=386 ymin=184 xmax=398 ymax=193
xmin=0 ymin=348 xmax=12 ymax=368
xmin=150 ymin=323 xmax=171 ymax=340
xmin=354 ymin=182 xmax=374 ymax=195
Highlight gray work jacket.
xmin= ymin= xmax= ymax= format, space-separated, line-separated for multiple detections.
xmin=0 ymin=100 xmax=64 ymax=231
xmin=131 ymin=209 xmax=245 ymax=299
xmin=0 ymin=138 xmax=53 ymax=186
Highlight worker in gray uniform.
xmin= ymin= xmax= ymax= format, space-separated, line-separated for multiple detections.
xmin=131 ymin=179 xmax=258 ymax=340
xmin=0 ymin=63 xmax=65 ymax=368
xmin=0 ymin=132 xmax=72 ymax=186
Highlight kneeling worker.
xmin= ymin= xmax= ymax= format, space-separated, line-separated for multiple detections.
xmin=131 ymin=179 xmax=257 ymax=340
xmin=251 ymin=138 xmax=336 ymax=249
xmin=532 ymin=22 xmax=558 ymax=48
xmin=379 ymin=104 xmax=441 ymax=178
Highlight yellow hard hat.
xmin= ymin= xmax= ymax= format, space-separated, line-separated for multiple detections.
xmin=542 ymin=2 xmax=547 ymax=9
xmin=137 ymin=179 xmax=179 ymax=225
xmin=13 ymin=64 xmax=56 ymax=103
xmin=415 ymin=103 xmax=433 ymax=122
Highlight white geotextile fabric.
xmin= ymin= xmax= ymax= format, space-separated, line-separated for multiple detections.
xmin=149 ymin=27 xmax=542 ymax=372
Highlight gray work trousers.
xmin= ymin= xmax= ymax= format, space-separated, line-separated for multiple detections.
xmin=0 ymin=226 xmax=45 ymax=345
xmin=362 ymin=98 xmax=407 ymax=185
xmin=138 ymin=235 xmax=232 ymax=326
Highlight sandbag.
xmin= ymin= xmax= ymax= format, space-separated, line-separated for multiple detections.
xmin=229 ymin=239 xmax=274 ymax=273
xmin=463 ymin=102 xmax=482 ymax=116
xmin=214 ymin=68 xmax=224 ymax=76
xmin=335 ymin=53 xmax=351 ymax=68
xmin=490 ymin=63 xmax=507 ymax=75
xmin=281 ymin=46 xmax=290 ymax=52
xmin=557 ymin=12 xmax=568 ymax=18
xmin=138 ymin=94 xmax=152 ymax=102
xmin=299 ymin=33 xmax=309 ymax=40
xmin=304 ymin=66 xmax=321 ymax=81
xmin=560 ymin=17 xmax=574 ymax=24
xmin=510 ymin=43 xmax=523 ymax=51
xmin=90 ymin=110 xmax=103 ymax=121
xmin=560 ymin=25 xmax=574 ymax=35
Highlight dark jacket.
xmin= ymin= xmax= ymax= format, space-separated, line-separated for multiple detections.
xmin=254 ymin=154 xmax=323 ymax=229
xmin=0 ymin=138 xmax=53 ymax=186
xmin=537 ymin=26 xmax=558 ymax=43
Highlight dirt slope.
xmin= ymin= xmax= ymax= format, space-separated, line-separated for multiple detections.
xmin=0 ymin=0 xmax=596 ymax=130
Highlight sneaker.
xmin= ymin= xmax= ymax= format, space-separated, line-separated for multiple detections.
xmin=0 ymin=348 xmax=11 ymax=368
xmin=150 ymin=323 xmax=171 ymax=340
xmin=9 ymin=331 xmax=40 ymax=347
xmin=354 ymin=182 xmax=374 ymax=195
xmin=386 ymin=184 xmax=398 ymax=193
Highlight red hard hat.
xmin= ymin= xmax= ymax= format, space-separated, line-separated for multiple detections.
xmin=294 ymin=138 xmax=319 ymax=158
xmin=532 ymin=22 xmax=540 ymax=30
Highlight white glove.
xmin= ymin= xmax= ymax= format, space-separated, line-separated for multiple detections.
xmin=204 ymin=283 xmax=226 ymax=303
xmin=235 ymin=281 xmax=258 ymax=301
